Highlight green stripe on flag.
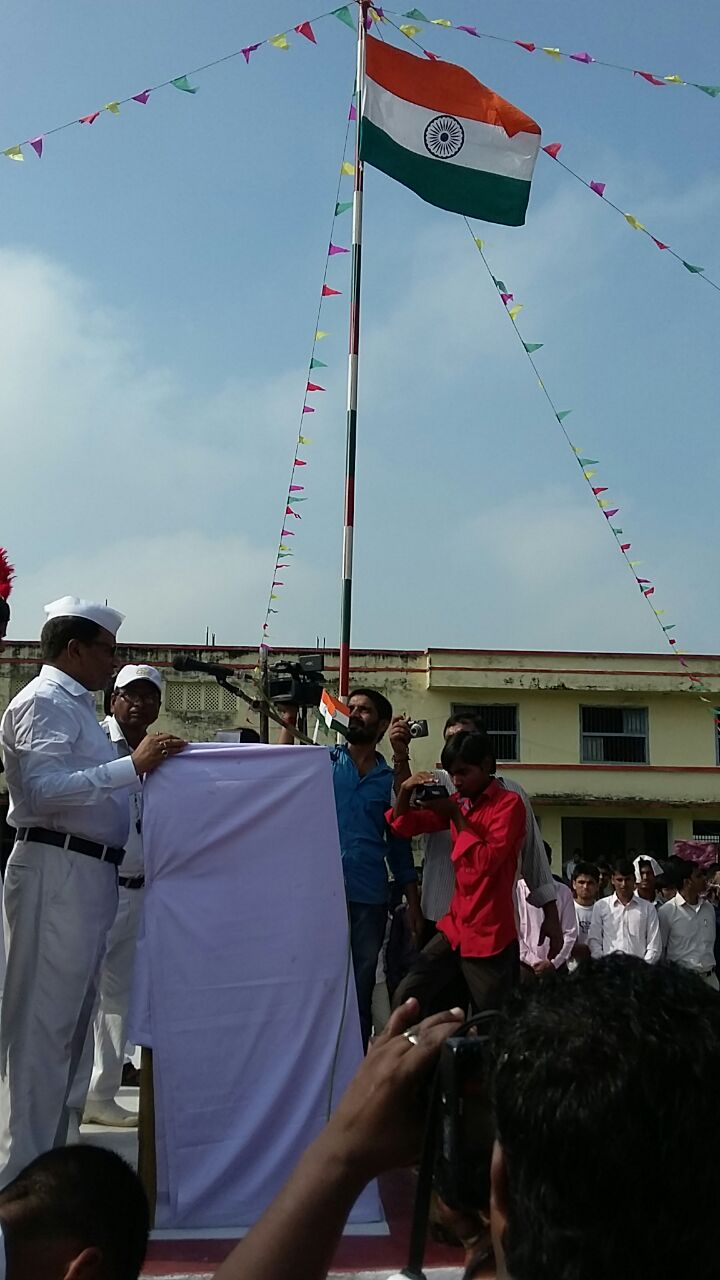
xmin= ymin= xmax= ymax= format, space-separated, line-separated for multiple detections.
xmin=360 ymin=118 xmax=531 ymax=227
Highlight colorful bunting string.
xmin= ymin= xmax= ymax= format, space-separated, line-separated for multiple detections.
xmin=0 ymin=5 xmax=355 ymax=164
xmin=464 ymin=220 xmax=715 ymax=702
xmin=260 ymin=95 xmax=355 ymax=643
xmin=385 ymin=10 xmax=718 ymax=100
xmin=540 ymin=144 xmax=720 ymax=295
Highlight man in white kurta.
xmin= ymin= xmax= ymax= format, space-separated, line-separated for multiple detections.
xmin=0 ymin=597 xmax=184 ymax=1186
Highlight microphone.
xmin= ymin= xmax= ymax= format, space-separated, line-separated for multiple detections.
xmin=171 ymin=655 xmax=237 ymax=679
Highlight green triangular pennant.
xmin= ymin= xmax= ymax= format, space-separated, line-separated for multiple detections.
xmin=171 ymin=75 xmax=198 ymax=94
xmin=310 ymin=358 xmax=327 ymax=369
xmin=682 ymin=260 xmax=705 ymax=274
xmin=333 ymin=5 xmax=356 ymax=29
xmin=578 ymin=456 xmax=599 ymax=465
xmin=611 ymin=527 xmax=623 ymax=534
xmin=523 ymin=343 xmax=544 ymax=354
xmin=556 ymin=410 xmax=573 ymax=421
xmin=694 ymin=83 xmax=720 ymax=97
xmin=403 ymin=8 xmax=429 ymax=19
xmin=493 ymin=278 xmax=507 ymax=292
xmin=662 ymin=625 xmax=676 ymax=631
xmin=335 ymin=200 xmax=353 ymax=215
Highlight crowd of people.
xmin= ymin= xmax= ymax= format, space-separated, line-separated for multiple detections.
xmin=1 ymin=586 xmax=719 ymax=1279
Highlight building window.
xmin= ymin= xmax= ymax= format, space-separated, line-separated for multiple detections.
xmin=580 ymin=706 xmax=648 ymax=764
xmin=163 ymin=679 xmax=238 ymax=717
xmin=693 ymin=821 xmax=720 ymax=841
xmin=451 ymin=703 xmax=519 ymax=762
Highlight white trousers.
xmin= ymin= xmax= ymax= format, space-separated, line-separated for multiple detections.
xmin=0 ymin=841 xmax=117 ymax=1187
xmin=70 ymin=884 xmax=144 ymax=1109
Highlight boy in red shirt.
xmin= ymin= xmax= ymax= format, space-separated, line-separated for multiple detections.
xmin=387 ymin=730 xmax=525 ymax=1016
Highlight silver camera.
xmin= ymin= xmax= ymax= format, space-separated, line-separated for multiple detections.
xmin=408 ymin=719 xmax=429 ymax=739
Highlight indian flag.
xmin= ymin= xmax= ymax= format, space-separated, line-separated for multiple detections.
xmin=361 ymin=36 xmax=541 ymax=226
xmin=319 ymin=689 xmax=351 ymax=735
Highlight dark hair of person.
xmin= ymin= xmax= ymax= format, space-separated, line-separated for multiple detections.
xmin=665 ymin=856 xmax=697 ymax=890
xmin=612 ymin=857 xmax=635 ymax=878
xmin=492 ymin=954 xmax=720 ymax=1280
xmin=0 ymin=1145 xmax=149 ymax=1278
xmin=571 ymin=861 xmax=600 ymax=883
xmin=443 ymin=710 xmax=486 ymax=735
xmin=40 ymin=616 xmax=101 ymax=662
xmin=348 ymin=687 xmax=393 ymax=724
xmin=440 ymin=729 xmax=496 ymax=773
xmin=596 ymin=858 xmax=612 ymax=873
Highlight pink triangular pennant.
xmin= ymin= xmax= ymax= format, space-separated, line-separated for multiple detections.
xmin=634 ymin=70 xmax=665 ymax=86
xmin=652 ymin=237 xmax=670 ymax=250
xmin=242 ymin=43 xmax=261 ymax=63
xmin=620 ymin=543 xmax=631 ymax=551
xmin=132 ymin=90 xmax=151 ymax=104
xmin=348 ymin=102 xmax=357 ymax=121
xmin=603 ymin=509 xmax=619 ymax=518
xmin=306 ymin=382 xmax=325 ymax=392
xmin=302 ymin=406 xmax=315 ymax=414
xmin=79 ymin=112 xmax=100 ymax=125
xmin=515 ymin=41 xmax=536 ymax=52
xmin=592 ymin=487 xmax=608 ymax=495
xmin=500 ymin=293 xmax=513 ymax=305
xmin=643 ymin=587 xmax=655 ymax=596
xmin=543 ymin=142 xmax=562 ymax=158
xmin=328 ymin=242 xmax=349 ymax=255
xmin=590 ymin=181 xmax=606 ymax=197
xmin=29 ymin=136 xmax=43 ymax=158
xmin=423 ymin=49 xmax=440 ymax=61
xmin=294 ymin=459 xmax=307 ymax=466
xmin=289 ymin=485 xmax=304 ymax=492
xmin=322 ymin=284 xmax=341 ymax=296
xmin=570 ymin=51 xmax=594 ymax=63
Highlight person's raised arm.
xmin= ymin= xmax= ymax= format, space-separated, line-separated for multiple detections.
xmin=212 ymin=1001 xmax=464 ymax=1280
xmin=389 ymin=716 xmax=412 ymax=790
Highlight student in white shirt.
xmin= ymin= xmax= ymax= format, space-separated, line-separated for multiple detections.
xmin=588 ymin=858 xmax=661 ymax=963
xmin=570 ymin=861 xmax=600 ymax=961
xmin=659 ymin=857 xmax=717 ymax=988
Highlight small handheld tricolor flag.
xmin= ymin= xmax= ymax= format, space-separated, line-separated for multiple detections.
xmin=319 ymin=689 xmax=352 ymax=734
xmin=360 ymin=35 xmax=541 ymax=226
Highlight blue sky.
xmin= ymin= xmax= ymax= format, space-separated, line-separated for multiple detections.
xmin=2 ymin=0 xmax=719 ymax=656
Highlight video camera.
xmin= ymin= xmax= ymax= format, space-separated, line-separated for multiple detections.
xmin=432 ymin=1021 xmax=495 ymax=1213
xmin=266 ymin=653 xmax=325 ymax=708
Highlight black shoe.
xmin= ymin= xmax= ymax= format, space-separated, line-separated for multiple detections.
xmin=121 ymin=1063 xmax=141 ymax=1088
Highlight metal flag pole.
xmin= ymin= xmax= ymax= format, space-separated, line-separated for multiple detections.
xmin=338 ymin=0 xmax=369 ymax=701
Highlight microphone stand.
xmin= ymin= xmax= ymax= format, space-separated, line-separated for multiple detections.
xmin=214 ymin=676 xmax=317 ymax=746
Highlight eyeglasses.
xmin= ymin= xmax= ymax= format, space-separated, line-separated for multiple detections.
xmin=116 ymin=687 xmax=159 ymax=704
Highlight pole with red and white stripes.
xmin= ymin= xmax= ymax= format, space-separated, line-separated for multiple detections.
xmin=338 ymin=0 xmax=369 ymax=701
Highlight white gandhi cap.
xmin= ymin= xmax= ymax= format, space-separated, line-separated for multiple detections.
xmin=114 ymin=663 xmax=162 ymax=693
xmin=43 ymin=595 xmax=125 ymax=636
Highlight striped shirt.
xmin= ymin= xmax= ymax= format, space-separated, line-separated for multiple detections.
xmin=420 ymin=771 xmax=555 ymax=922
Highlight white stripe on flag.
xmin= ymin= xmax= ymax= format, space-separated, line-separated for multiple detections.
xmin=364 ymin=79 xmax=540 ymax=182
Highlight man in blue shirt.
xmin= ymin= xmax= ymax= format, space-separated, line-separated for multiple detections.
xmin=283 ymin=688 xmax=421 ymax=1048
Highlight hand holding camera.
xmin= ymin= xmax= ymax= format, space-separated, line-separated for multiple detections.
xmin=401 ymin=771 xmax=456 ymax=819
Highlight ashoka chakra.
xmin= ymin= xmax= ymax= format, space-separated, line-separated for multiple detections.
xmin=423 ymin=115 xmax=465 ymax=159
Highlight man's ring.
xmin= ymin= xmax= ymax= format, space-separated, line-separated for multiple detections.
xmin=161 ymin=746 xmax=168 ymax=757
xmin=403 ymin=1031 xmax=419 ymax=1045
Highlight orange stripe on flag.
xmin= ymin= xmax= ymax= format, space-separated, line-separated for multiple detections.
xmin=365 ymin=34 xmax=540 ymax=138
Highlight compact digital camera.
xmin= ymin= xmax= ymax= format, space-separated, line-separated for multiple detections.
xmin=408 ymin=718 xmax=429 ymax=738
xmin=433 ymin=1021 xmax=496 ymax=1212
xmin=414 ymin=782 xmax=449 ymax=804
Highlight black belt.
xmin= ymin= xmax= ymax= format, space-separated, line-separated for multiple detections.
xmin=16 ymin=827 xmax=125 ymax=868
xmin=119 ymin=874 xmax=145 ymax=890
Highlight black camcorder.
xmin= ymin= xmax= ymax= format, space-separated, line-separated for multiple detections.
xmin=432 ymin=1028 xmax=495 ymax=1212
xmin=414 ymin=782 xmax=449 ymax=803
xmin=266 ymin=653 xmax=325 ymax=708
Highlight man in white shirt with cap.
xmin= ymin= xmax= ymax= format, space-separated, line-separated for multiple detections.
xmin=0 ymin=597 xmax=185 ymax=1186
xmin=74 ymin=663 xmax=164 ymax=1129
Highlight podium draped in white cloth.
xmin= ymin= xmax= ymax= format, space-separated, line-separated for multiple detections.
xmin=129 ymin=742 xmax=383 ymax=1231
